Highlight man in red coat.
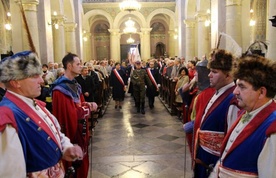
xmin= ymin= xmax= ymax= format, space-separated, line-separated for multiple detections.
xmin=51 ymin=53 xmax=97 ymax=178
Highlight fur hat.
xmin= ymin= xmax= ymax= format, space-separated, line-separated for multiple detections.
xmin=208 ymin=49 xmax=233 ymax=72
xmin=0 ymin=51 xmax=42 ymax=83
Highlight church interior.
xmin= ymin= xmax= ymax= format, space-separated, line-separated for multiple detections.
xmin=1 ymin=0 xmax=275 ymax=63
xmin=1 ymin=0 xmax=276 ymax=177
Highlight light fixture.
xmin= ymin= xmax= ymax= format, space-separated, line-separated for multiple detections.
xmin=48 ymin=11 xmax=62 ymax=29
xmin=5 ymin=23 xmax=12 ymax=30
xmin=127 ymin=34 xmax=135 ymax=44
xmin=123 ymin=18 xmax=137 ymax=34
xmin=249 ymin=9 xmax=256 ymax=26
xmin=48 ymin=20 xmax=59 ymax=29
xmin=205 ymin=9 xmax=211 ymax=27
xmin=4 ymin=11 xmax=12 ymax=30
xmin=119 ymin=0 xmax=141 ymax=12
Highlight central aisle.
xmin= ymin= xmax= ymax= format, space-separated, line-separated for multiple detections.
xmin=88 ymin=94 xmax=192 ymax=178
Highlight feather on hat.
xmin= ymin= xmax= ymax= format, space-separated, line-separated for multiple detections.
xmin=0 ymin=51 xmax=42 ymax=83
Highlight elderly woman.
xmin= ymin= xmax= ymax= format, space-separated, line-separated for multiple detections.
xmin=175 ymin=67 xmax=189 ymax=103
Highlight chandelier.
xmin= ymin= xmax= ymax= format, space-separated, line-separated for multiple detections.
xmin=119 ymin=0 xmax=141 ymax=12
xmin=123 ymin=18 xmax=137 ymax=34
xmin=127 ymin=35 xmax=135 ymax=44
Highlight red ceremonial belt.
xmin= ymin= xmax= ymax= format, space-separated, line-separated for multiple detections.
xmin=198 ymin=130 xmax=224 ymax=156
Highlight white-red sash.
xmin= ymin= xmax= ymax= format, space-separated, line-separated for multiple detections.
xmin=113 ymin=69 xmax=125 ymax=87
xmin=146 ymin=68 xmax=158 ymax=89
xmin=158 ymin=61 xmax=162 ymax=68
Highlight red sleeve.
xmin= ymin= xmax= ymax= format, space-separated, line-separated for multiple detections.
xmin=0 ymin=106 xmax=18 ymax=132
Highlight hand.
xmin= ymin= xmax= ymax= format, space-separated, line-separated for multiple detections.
xmin=182 ymin=82 xmax=190 ymax=92
xmin=89 ymin=102 xmax=98 ymax=112
xmin=62 ymin=145 xmax=83 ymax=161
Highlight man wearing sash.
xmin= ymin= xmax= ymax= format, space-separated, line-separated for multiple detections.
xmin=146 ymin=60 xmax=160 ymax=109
xmin=110 ymin=62 xmax=127 ymax=109
xmin=0 ymin=51 xmax=83 ymax=177
xmin=51 ymin=53 xmax=98 ymax=178
xmin=209 ymin=55 xmax=276 ymax=178
xmin=193 ymin=49 xmax=240 ymax=178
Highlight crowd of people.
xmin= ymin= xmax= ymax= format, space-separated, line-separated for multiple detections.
xmin=0 ymin=48 xmax=275 ymax=178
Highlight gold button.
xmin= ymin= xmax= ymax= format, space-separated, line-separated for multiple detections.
xmin=38 ymin=121 xmax=41 ymax=124
xmin=26 ymin=118 xmax=30 ymax=122
xmin=37 ymin=127 xmax=42 ymax=131
xmin=56 ymin=148 xmax=59 ymax=151
xmin=47 ymin=136 xmax=51 ymax=140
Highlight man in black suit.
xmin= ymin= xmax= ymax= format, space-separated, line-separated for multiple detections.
xmin=146 ymin=60 xmax=160 ymax=109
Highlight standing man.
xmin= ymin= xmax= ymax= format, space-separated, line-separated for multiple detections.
xmin=146 ymin=60 xmax=160 ymax=109
xmin=131 ymin=60 xmax=152 ymax=114
xmin=51 ymin=53 xmax=98 ymax=178
xmin=210 ymin=55 xmax=276 ymax=178
xmin=193 ymin=49 xmax=240 ymax=178
xmin=0 ymin=51 xmax=83 ymax=177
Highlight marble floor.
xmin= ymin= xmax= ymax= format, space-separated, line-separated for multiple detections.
xmin=88 ymin=94 xmax=193 ymax=178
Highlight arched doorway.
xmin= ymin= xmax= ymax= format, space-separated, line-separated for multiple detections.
xmin=155 ymin=42 xmax=166 ymax=58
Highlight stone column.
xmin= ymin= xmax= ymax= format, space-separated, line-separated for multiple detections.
xmin=64 ymin=22 xmax=77 ymax=53
xmin=184 ymin=19 xmax=196 ymax=60
xmin=108 ymin=29 xmax=120 ymax=61
xmin=52 ymin=15 xmax=66 ymax=63
xmin=21 ymin=0 xmax=40 ymax=56
xmin=196 ymin=12 xmax=210 ymax=58
xmin=140 ymin=28 xmax=152 ymax=60
xmin=168 ymin=30 xmax=176 ymax=57
xmin=83 ymin=32 xmax=91 ymax=62
xmin=266 ymin=1 xmax=276 ymax=60
xmin=226 ymin=0 xmax=242 ymax=51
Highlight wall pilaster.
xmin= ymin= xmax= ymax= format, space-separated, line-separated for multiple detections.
xmin=52 ymin=15 xmax=66 ymax=62
xmin=64 ymin=22 xmax=77 ymax=54
xmin=196 ymin=12 xmax=210 ymax=58
xmin=140 ymin=28 xmax=152 ymax=60
xmin=184 ymin=19 xmax=196 ymax=60
xmin=21 ymin=0 xmax=40 ymax=56
xmin=226 ymin=0 xmax=242 ymax=52
xmin=108 ymin=29 xmax=120 ymax=61
xmin=83 ymin=32 xmax=91 ymax=62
